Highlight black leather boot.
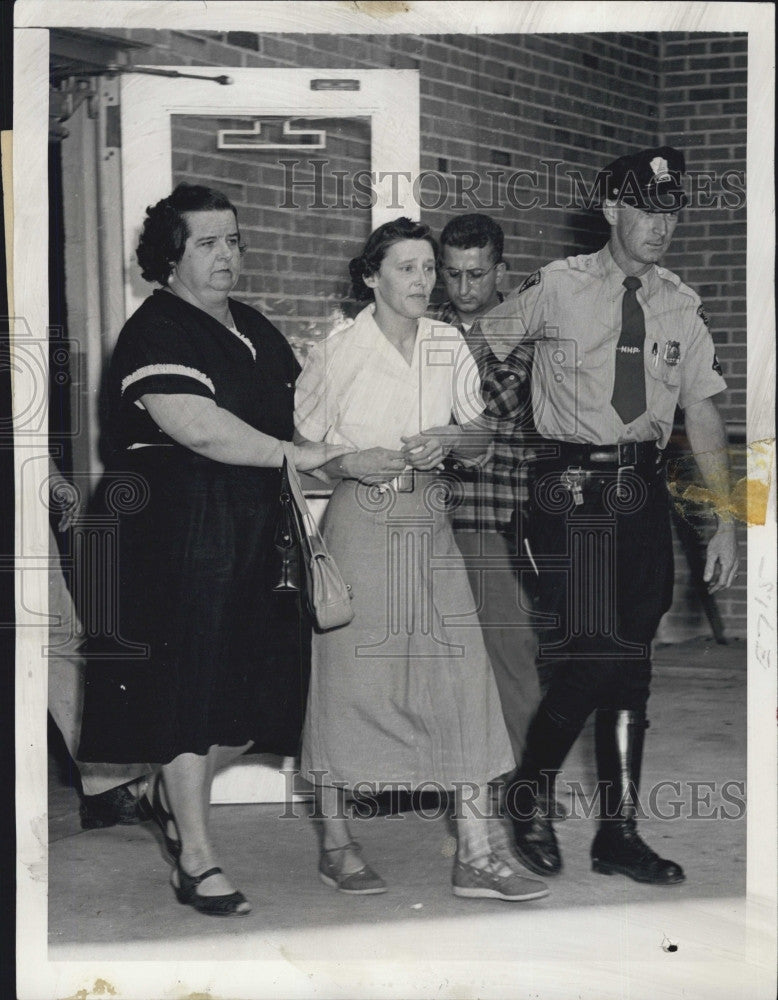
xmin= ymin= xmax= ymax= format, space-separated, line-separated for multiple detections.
xmin=504 ymin=705 xmax=583 ymax=876
xmin=591 ymin=709 xmax=685 ymax=885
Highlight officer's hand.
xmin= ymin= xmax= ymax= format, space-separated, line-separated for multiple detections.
xmin=703 ymin=522 xmax=739 ymax=593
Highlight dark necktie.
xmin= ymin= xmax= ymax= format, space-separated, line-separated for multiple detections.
xmin=611 ymin=276 xmax=647 ymax=423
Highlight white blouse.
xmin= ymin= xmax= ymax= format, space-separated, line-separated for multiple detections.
xmin=295 ymin=305 xmax=484 ymax=450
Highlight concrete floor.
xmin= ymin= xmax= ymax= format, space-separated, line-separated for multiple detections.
xmin=45 ymin=638 xmax=774 ymax=999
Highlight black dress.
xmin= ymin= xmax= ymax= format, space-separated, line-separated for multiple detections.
xmin=77 ymin=289 xmax=309 ymax=764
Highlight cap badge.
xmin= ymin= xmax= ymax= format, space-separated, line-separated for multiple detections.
xmin=649 ymin=156 xmax=671 ymax=182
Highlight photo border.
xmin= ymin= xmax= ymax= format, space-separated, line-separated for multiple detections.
xmin=9 ymin=3 xmax=776 ymax=998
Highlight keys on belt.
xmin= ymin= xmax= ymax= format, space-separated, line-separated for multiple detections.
xmin=559 ymin=463 xmax=637 ymax=504
xmin=616 ymin=462 xmax=635 ymax=498
xmin=560 ymin=467 xmax=585 ymax=505
xmin=544 ymin=439 xmax=664 ymax=507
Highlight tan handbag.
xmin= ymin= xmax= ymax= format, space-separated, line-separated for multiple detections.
xmin=279 ymin=443 xmax=354 ymax=631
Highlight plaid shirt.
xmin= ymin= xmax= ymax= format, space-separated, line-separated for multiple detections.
xmin=432 ymin=300 xmax=534 ymax=533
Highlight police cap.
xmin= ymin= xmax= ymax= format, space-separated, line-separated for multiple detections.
xmin=599 ymin=146 xmax=688 ymax=213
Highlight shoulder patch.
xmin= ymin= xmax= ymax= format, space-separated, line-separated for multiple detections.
xmin=517 ymin=270 xmax=540 ymax=294
xmin=697 ymin=303 xmax=710 ymax=328
xmin=712 ymin=352 xmax=723 ymax=377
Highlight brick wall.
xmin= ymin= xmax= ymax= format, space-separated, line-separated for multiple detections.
xmin=106 ymin=28 xmax=747 ymax=637
xmin=171 ymin=113 xmax=373 ymax=352
xmin=658 ymin=32 xmax=748 ymax=640
xmin=119 ymin=30 xmax=666 ymax=300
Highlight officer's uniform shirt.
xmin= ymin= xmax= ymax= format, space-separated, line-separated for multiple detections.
xmin=477 ymin=244 xmax=726 ymax=448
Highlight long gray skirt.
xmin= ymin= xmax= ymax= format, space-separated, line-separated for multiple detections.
xmin=300 ymin=475 xmax=514 ymax=790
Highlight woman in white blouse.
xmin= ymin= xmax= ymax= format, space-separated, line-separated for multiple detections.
xmin=294 ymin=218 xmax=548 ymax=902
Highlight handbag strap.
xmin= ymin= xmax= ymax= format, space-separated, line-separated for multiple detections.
xmin=280 ymin=442 xmax=320 ymax=543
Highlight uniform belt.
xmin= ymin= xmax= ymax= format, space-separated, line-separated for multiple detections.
xmin=541 ymin=439 xmax=662 ymax=469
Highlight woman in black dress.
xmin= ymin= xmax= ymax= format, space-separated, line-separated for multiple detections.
xmin=78 ymin=184 xmax=345 ymax=916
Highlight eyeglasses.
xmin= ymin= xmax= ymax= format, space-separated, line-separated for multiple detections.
xmin=440 ymin=261 xmax=501 ymax=285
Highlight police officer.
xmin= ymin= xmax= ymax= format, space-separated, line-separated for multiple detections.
xmin=477 ymin=146 xmax=739 ymax=885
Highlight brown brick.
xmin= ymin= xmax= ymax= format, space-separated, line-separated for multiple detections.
xmin=198 ymin=39 xmax=245 ymax=64
xmin=165 ymin=30 xmax=209 ymax=59
xmin=225 ymin=31 xmax=259 ymax=52
xmin=260 ymin=35 xmax=302 ymax=64
xmin=665 ymin=39 xmax=710 ymax=56
xmin=710 ymin=37 xmax=748 ymax=53
xmin=666 ymin=70 xmax=709 ymax=86
xmin=171 ymin=151 xmax=192 ymax=174
xmin=689 ymin=86 xmax=738 ymax=102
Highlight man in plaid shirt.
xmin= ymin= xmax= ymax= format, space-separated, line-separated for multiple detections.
xmin=433 ymin=215 xmax=547 ymax=786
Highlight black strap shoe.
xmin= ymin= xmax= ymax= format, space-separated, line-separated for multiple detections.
xmin=138 ymin=772 xmax=182 ymax=864
xmin=173 ymin=864 xmax=251 ymax=917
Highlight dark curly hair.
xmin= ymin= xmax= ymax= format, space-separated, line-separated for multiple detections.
xmin=349 ymin=217 xmax=437 ymax=301
xmin=135 ymin=183 xmax=242 ymax=286
xmin=439 ymin=213 xmax=504 ymax=263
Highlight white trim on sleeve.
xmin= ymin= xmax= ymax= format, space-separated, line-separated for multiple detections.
xmin=121 ymin=364 xmax=216 ymax=397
